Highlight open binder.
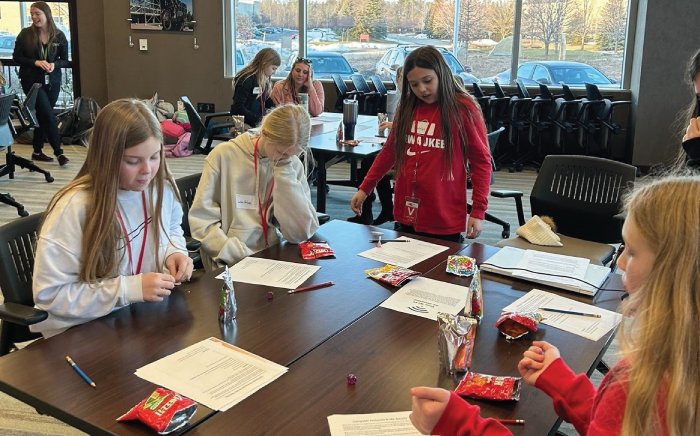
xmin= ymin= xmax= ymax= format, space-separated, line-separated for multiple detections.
xmin=480 ymin=246 xmax=610 ymax=296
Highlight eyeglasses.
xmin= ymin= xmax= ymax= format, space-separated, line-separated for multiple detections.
xmin=296 ymin=57 xmax=312 ymax=65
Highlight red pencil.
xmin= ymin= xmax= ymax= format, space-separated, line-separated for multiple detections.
xmin=496 ymin=419 xmax=525 ymax=425
xmin=288 ymin=281 xmax=335 ymax=294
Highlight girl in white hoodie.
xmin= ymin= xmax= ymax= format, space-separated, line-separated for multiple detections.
xmin=189 ymin=104 xmax=319 ymax=271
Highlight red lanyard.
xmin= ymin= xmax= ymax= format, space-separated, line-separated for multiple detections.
xmin=116 ymin=191 xmax=149 ymax=275
xmin=254 ymin=138 xmax=275 ymax=248
xmin=410 ymin=105 xmax=440 ymax=195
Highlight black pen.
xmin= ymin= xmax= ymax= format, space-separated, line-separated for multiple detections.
xmin=368 ymin=239 xmax=410 ymax=243
xmin=540 ymin=308 xmax=601 ymax=318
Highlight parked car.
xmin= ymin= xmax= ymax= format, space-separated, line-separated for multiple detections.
xmin=375 ymin=45 xmax=479 ymax=84
xmin=489 ymin=61 xmax=618 ymax=87
xmin=275 ymin=51 xmax=357 ymax=79
xmin=235 ymin=48 xmax=248 ymax=72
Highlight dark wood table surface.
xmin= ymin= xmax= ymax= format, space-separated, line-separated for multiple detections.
xmin=309 ymin=114 xmax=384 ymax=213
xmin=0 ymin=220 xmax=465 ymax=436
xmin=189 ymin=243 xmax=626 ymax=436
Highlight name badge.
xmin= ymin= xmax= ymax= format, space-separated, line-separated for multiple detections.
xmin=45 ymin=74 xmax=50 ymax=85
xmin=404 ymin=196 xmax=420 ymax=225
xmin=252 ymin=87 xmax=261 ymax=95
xmin=236 ymin=194 xmax=257 ymax=210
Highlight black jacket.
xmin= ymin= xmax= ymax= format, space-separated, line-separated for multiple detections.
xmin=231 ymin=74 xmax=275 ymax=127
xmin=683 ymin=136 xmax=700 ymax=170
xmin=13 ymin=27 xmax=69 ymax=87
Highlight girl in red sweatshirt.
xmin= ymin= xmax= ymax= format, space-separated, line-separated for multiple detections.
xmin=350 ymin=46 xmax=491 ymax=242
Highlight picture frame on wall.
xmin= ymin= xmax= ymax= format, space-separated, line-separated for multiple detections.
xmin=130 ymin=0 xmax=195 ymax=32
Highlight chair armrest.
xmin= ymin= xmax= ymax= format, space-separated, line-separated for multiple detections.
xmin=204 ymin=111 xmax=232 ymax=127
xmin=610 ymin=100 xmax=632 ymax=107
xmin=0 ymin=302 xmax=48 ymax=326
xmin=490 ymin=190 xmax=526 ymax=226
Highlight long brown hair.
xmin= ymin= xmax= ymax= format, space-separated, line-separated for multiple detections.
xmin=673 ymin=48 xmax=700 ymax=168
xmin=24 ymin=2 xmax=60 ymax=54
xmin=233 ymin=47 xmax=281 ymax=98
xmin=43 ymin=99 xmax=179 ymax=284
xmin=618 ymin=175 xmax=700 ymax=436
xmin=392 ymin=46 xmax=481 ymax=176
xmin=279 ymin=58 xmax=313 ymax=101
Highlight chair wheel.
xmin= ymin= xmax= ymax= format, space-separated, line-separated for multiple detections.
xmin=45 ymin=174 xmax=54 ymax=183
xmin=18 ymin=208 xmax=28 ymax=217
xmin=501 ymin=230 xmax=510 ymax=238
xmin=516 ymin=164 xmax=524 ymax=172
xmin=508 ymin=166 xmax=516 ymax=173
xmin=495 ymin=163 xmax=502 ymax=171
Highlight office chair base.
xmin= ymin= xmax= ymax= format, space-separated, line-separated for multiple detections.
xmin=0 ymin=193 xmax=28 ymax=217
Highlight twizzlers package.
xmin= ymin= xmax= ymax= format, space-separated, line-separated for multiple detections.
xmin=117 ymin=388 xmax=197 ymax=434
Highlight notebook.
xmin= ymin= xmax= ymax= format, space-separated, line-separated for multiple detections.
xmin=480 ymin=246 xmax=610 ymax=296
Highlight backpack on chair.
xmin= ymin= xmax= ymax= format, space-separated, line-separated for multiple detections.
xmin=60 ymin=96 xmax=101 ymax=145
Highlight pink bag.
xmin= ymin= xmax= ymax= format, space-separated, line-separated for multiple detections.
xmin=165 ymin=133 xmax=193 ymax=158
xmin=161 ymin=120 xmax=185 ymax=144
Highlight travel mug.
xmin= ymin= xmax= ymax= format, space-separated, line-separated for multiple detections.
xmin=297 ymin=93 xmax=309 ymax=113
xmin=342 ymin=99 xmax=358 ymax=140
xmin=377 ymin=113 xmax=388 ymax=137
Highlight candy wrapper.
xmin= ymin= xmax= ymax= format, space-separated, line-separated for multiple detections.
xmin=467 ymin=269 xmax=484 ymax=321
xmin=219 ymin=265 xmax=237 ymax=324
xmin=300 ymin=241 xmax=336 ymax=260
xmin=495 ymin=311 xmax=543 ymax=340
xmin=446 ymin=255 xmax=477 ymax=277
xmin=365 ymin=264 xmax=420 ymax=287
xmin=117 ymin=388 xmax=197 ymax=434
xmin=438 ymin=313 xmax=477 ymax=374
xmin=455 ymin=372 xmax=522 ymax=401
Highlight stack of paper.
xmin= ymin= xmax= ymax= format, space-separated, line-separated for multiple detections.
xmin=135 ymin=337 xmax=288 ymax=411
xmin=358 ymin=237 xmax=449 ymax=268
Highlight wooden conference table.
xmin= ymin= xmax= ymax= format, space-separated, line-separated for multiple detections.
xmin=309 ymin=113 xmax=384 ymax=213
xmin=0 ymin=221 xmax=465 ymax=436
xmin=189 ymin=243 xmax=626 ymax=436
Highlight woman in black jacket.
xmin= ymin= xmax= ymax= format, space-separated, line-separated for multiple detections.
xmin=13 ymin=2 xmax=69 ymax=166
xmin=231 ymin=48 xmax=281 ymax=127
xmin=679 ymin=48 xmax=700 ymax=170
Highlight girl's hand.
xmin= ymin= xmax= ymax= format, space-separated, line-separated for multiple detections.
xmin=465 ymin=217 xmax=483 ymax=239
xmin=166 ymin=252 xmax=194 ymax=283
xmin=350 ymin=190 xmax=369 ymax=216
xmin=684 ymin=117 xmax=700 ymax=141
xmin=141 ymin=272 xmax=175 ymax=302
xmin=379 ymin=121 xmax=393 ymax=130
xmin=409 ymin=387 xmax=450 ymax=434
xmin=517 ymin=341 xmax=561 ymax=386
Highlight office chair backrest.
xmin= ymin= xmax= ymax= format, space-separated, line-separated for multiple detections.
xmin=331 ymin=74 xmax=350 ymax=95
xmin=486 ymin=127 xmax=505 ymax=180
xmin=493 ymin=82 xmax=507 ymax=98
xmin=584 ymin=82 xmax=605 ymax=101
xmin=175 ymin=173 xmax=201 ymax=238
xmin=0 ymin=212 xmax=43 ymax=307
xmin=21 ymin=83 xmax=41 ymax=127
xmin=515 ymin=79 xmax=531 ymax=99
xmin=0 ymin=93 xmax=16 ymax=147
xmin=180 ymin=96 xmax=205 ymax=152
xmin=369 ymin=75 xmax=388 ymax=97
xmin=531 ymin=155 xmax=636 ymax=243
xmin=350 ymin=74 xmax=372 ymax=94
xmin=538 ymin=83 xmax=553 ymax=100
xmin=472 ymin=83 xmax=485 ymax=98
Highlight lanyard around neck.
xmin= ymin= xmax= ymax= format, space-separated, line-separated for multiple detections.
xmin=115 ymin=191 xmax=149 ymax=275
xmin=254 ymin=138 xmax=275 ymax=248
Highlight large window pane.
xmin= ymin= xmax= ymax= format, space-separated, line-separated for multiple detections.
xmin=514 ymin=0 xmax=628 ymax=88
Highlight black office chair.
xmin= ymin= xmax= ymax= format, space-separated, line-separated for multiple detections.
xmin=349 ymin=74 xmax=381 ymax=115
xmin=175 ymin=173 xmax=204 ymax=270
xmin=11 ymin=83 xmax=41 ymax=136
xmin=369 ymin=75 xmax=388 ymax=112
xmin=471 ymin=83 xmax=494 ymax=128
xmin=504 ymin=80 xmax=537 ymax=172
xmin=331 ymin=74 xmax=362 ymax=112
xmin=580 ymin=83 xmax=632 ymax=157
xmin=0 ymin=212 xmax=48 ymax=356
xmin=491 ymin=155 xmax=636 ymax=265
xmin=181 ymin=96 xmax=235 ymax=155
xmin=468 ymin=127 xmax=511 ymax=238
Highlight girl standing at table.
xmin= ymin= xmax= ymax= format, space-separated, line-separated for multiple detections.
xmin=231 ymin=47 xmax=281 ymax=128
xmin=271 ymin=56 xmax=325 ymax=116
xmin=349 ymin=46 xmax=491 ymax=241
xmin=189 ymin=104 xmax=319 ymax=272
xmin=32 ymin=99 xmax=192 ymax=338
xmin=410 ymin=175 xmax=700 ymax=436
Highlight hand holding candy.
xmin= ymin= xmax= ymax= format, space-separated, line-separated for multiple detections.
xmin=409 ymin=387 xmax=450 ymax=435
xmin=517 ymin=340 xmax=560 ymax=386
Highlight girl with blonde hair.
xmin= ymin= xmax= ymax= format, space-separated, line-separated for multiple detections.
xmin=231 ymin=47 xmax=281 ymax=127
xmin=410 ymin=175 xmax=700 ymax=436
xmin=189 ymin=104 xmax=319 ymax=271
xmin=32 ymin=99 xmax=192 ymax=338
xmin=271 ymin=56 xmax=325 ymax=116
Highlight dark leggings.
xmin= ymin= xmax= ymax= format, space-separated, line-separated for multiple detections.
xmin=21 ymin=81 xmax=63 ymax=156
xmin=394 ymin=223 xmax=464 ymax=243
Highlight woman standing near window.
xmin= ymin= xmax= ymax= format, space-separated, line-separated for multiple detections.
xmin=270 ymin=57 xmax=325 ymax=117
xmin=13 ymin=2 xmax=69 ymax=166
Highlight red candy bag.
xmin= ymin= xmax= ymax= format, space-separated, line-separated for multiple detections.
xmin=117 ymin=388 xmax=197 ymax=434
xmin=495 ymin=311 xmax=543 ymax=340
xmin=454 ymin=372 xmax=522 ymax=401
xmin=300 ymin=241 xmax=336 ymax=260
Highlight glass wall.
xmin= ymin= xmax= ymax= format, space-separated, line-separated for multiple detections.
xmin=225 ymin=0 xmax=630 ymax=89
xmin=0 ymin=0 xmax=75 ymax=105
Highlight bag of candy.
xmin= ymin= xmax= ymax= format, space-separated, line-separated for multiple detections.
xmin=495 ymin=311 xmax=544 ymax=340
xmin=117 ymin=388 xmax=197 ymax=434
xmin=438 ymin=313 xmax=477 ymax=374
xmin=454 ymin=372 xmax=522 ymax=401
xmin=365 ymin=264 xmax=420 ymax=287
xmin=467 ymin=269 xmax=484 ymax=321
xmin=446 ymin=255 xmax=477 ymax=277
xmin=300 ymin=241 xmax=336 ymax=260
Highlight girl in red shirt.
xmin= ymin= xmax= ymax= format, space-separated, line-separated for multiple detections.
xmin=349 ymin=46 xmax=491 ymax=242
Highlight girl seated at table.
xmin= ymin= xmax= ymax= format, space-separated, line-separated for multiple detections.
xmin=32 ymin=99 xmax=192 ymax=338
xmin=270 ymin=56 xmax=325 ymax=117
xmin=231 ymin=47 xmax=281 ymax=127
xmin=189 ymin=104 xmax=319 ymax=272
xmin=410 ymin=175 xmax=700 ymax=436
